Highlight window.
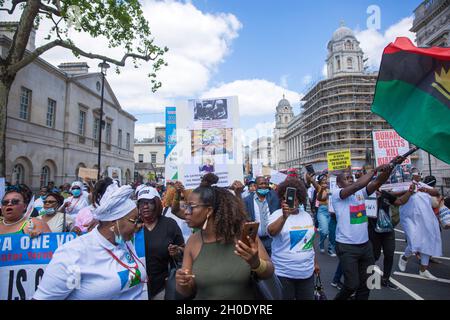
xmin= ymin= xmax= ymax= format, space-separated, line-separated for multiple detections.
xmin=20 ymin=87 xmax=31 ymax=120
xmin=138 ymin=154 xmax=144 ymax=163
xmin=46 ymin=99 xmax=56 ymax=127
xmin=78 ymin=110 xmax=86 ymax=135
xmin=13 ymin=164 xmax=24 ymax=185
xmin=347 ymin=57 xmax=353 ymax=70
xmin=126 ymin=133 xmax=131 ymax=150
xmin=151 ymin=153 xmax=157 ymax=164
xmin=345 ymin=40 xmax=353 ymax=50
xmin=118 ymin=129 xmax=122 ymax=148
xmin=40 ymin=166 xmax=50 ymax=187
xmin=93 ymin=118 xmax=100 ymax=140
xmin=336 ymin=57 xmax=341 ymax=70
xmin=106 ymin=122 xmax=112 ymax=144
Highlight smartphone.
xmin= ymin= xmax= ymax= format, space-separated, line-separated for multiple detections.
xmin=285 ymin=187 xmax=296 ymax=209
xmin=305 ymin=164 xmax=315 ymax=175
xmin=241 ymin=222 xmax=260 ymax=247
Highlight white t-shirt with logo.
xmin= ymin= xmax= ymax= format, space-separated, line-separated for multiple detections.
xmin=332 ymin=188 xmax=370 ymax=245
xmin=267 ymin=208 xmax=315 ymax=279
xmin=33 ymin=227 xmax=147 ymax=300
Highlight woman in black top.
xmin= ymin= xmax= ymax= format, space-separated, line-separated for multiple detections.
xmin=136 ymin=186 xmax=184 ymax=300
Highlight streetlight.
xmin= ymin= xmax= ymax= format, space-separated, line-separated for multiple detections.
xmin=97 ymin=61 xmax=110 ymax=181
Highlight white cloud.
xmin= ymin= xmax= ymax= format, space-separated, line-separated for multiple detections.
xmin=302 ymin=75 xmax=313 ymax=86
xmin=322 ymin=64 xmax=328 ymax=78
xmin=280 ymin=75 xmax=289 ymax=88
xmin=355 ymin=16 xmax=416 ymax=69
xmin=134 ymin=122 xmax=165 ymax=141
xmin=9 ymin=0 xmax=242 ymax=114
xmin=201 ymin=79 xmax=303 ymax=116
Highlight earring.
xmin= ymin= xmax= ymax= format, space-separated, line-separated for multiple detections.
xmin=202 ymin=214 xmax=210 ymax=230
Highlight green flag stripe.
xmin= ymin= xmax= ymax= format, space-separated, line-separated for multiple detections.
xmin=372 ymin=80 xmax=450 ymax=164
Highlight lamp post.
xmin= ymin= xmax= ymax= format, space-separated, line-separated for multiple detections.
xmin=97 ymin=61 xmax=110 ymax=181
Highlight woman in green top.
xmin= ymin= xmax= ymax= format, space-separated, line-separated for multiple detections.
xmin=175 ymin=174 xmax=274 ymax=300
xmin=0 ymin=190 xmax=51 ymax=236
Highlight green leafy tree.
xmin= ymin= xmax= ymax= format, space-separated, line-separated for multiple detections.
xmin=0 ymin=0 xmax=167 ymax=177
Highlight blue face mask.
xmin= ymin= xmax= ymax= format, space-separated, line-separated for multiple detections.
xmin=256 ymin=189 xmax=270 ymax=196
xmin=40 ymin=195 xmax=46 ymax=200
xmin=72 ymin=189 xmax=81 ymax=197
xmin=114 ymin=221 xmax=126 ymax=247
xmin=39 ymin=208 xmax=55 ymax=216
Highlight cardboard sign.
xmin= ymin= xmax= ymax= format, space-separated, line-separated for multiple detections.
xmin=373 ymin=130 xmax=411 ymax=166
xmin=327 ymin=150 xmax=351 ymax=171
xmin=77 ymin=168 xmax=98 ymax=181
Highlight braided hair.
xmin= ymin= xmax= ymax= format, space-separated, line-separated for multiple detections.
xmin=193 ymin=173 xmax=247 ymax=243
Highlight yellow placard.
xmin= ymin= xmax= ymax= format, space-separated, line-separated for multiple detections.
xmin=78 ymin=167 xmax=98 ymax=180
xmin=327 ymin=149 xmax=351 ymax=171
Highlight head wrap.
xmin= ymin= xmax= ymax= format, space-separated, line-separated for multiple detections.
xmin=71 ymin=181 xmax=83 ymax=189
xmin=93 ymin=184 xmax=136 ymax=222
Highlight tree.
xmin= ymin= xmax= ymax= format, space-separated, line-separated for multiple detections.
xmin=0 ymin=0 xmax=167 ymax=177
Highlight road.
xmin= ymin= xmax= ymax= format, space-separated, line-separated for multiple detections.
xmin=315 ymin=224 xmax=450 ymax=300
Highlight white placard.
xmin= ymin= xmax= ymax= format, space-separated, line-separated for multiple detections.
xmin=365 ymin=197 xmax=378 ymax=218
xmin=373 ymin=129 xmax=411 ymax=166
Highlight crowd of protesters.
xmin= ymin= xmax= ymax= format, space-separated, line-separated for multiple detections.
xmin=1 ymin=157 xmax=449 ymax=300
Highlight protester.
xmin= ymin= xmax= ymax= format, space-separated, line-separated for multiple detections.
xmin=137 ymin=186 xmax=185 ymax=300
xmin=33 ymin=186 xmax=48 ymax=213
xmin=306 ymin=173 xmax=335 ymax=256
xmin=267 ymin=177 xmax=319 ymax=300
xmin=244 ymin=176 xmax=281 ymax=256
xmin=0 ymin=189 xmax=51 ymax=237
xmin=175 ymin=173 xmax=274 ymax=300
xmin=36 ymin=192 xmax=74 ymax=233
xmin=60 ymin=183 xmax=71 ymax=199
xmin=332 ymin=157 xmax=403 ymax=300
xmin=33 ymin=182 xmax=147 ymax=300
xmin=63 ymin=181 xmax=90 ymax=217
xmin=164 ymin=181 xmax=192 ymax=243
xmin=47 ymin=181 xmax=60 ymax=193
xmin=397 ymin=177 xmax=442 ymax=280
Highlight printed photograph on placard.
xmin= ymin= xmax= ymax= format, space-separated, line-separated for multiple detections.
xmin=191 ymin=128 xmax=234 ymax=159
xmin=194 ymin=98 xmax=228 ymax=120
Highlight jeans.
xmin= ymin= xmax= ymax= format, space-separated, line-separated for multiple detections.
xmin=278 ymin=275 xmax=314 ymax=300
xmin=329 ymin=214 xmax=337 ymax=253
xmin=368 ymin=228 xmax=395 ymax=280
xmin=334 ymin=241 xmax=375 ymax=300
xmin=332 ymin=262 xmax=343 ymax=283
xmin=260 ymin=236 xmax=272 ymax=257
xmin=317 ymin=205 xmax=333 ymax=252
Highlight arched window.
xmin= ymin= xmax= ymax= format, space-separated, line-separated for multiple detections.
xmin=284 ymin=116 xmax=289 ymax=123
xmin=336 ymin=57 xmax=341 ymax=70
xmin=347 ymin=57 xmax=353 ymax=70
xmin=345 ymin=40 xmax=353 ymax=50
xmin=40 ymin=166 xmax=50 ymax=187
xmin=13 ymin=164 xmax=24 ymax=185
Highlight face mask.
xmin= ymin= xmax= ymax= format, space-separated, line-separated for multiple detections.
xmin=256 ymin=189 xmax=270 ymax=196
xmin=39 ymin=208 xmax=55 ymax=216
xmin=40 ymin=195 xmax=46 ymax=200
xmin=72 ymin=189 xmax=81 ymax=197
xmin=114 ymin=220 xmax=126 ymax=247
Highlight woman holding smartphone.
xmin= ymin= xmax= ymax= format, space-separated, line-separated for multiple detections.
xmin=267 ymin=177 xmax=320 ymax=300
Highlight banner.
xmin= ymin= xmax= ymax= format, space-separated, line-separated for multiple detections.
xmin=0 ymin=230 xmax=146 ymax=300
xmin=176 ymin=96 xmax=243 ymax=189
xmin=77 ymin=168 xmax=98 ymax=181
xmin=373 ymin=129 xmax=411 ymax=166
xmin=165 ymin=107 xmax=178 ymax=182
xmin=327 ymin=149 xmax=351 ymax=171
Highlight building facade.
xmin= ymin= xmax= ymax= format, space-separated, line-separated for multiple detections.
xmin=410 ymin=0 xmax=450 ymax=193
xmin=277 ymin=24 xmax=392 ymax=172
xmin=2 ymin=25 xmax=136 ymax=190
xmin=134 ymin=127 xmax=166 ymax=183
xmin=250 ymin=136 xmax=273 ymax=167
xmin=272 ymin=96 xmax=294 ymax=169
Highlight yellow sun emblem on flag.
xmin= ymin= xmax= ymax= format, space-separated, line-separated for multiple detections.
xmin=432 ymin=67 xmax=450 ymax=100
xmin=357 ymin=212 xmax=363 ymax=218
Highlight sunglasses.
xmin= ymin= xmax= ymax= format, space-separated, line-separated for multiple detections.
xmin=128 ymin=217 xmax=144 ymax=226
xmin=44 ymin=200 xmax=58 ymax=205
xmin=1 ymin=199 xmax=22 ymax=206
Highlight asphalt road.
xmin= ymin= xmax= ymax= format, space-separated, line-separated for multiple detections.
xmin=315 ymin=224 xmax=450 ymax=300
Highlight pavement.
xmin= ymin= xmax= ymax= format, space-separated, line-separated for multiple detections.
xmin=315 ymin=224 xmax=450 ymax=300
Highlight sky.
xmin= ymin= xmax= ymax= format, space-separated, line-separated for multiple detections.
xmin=1 ymin=0 xmax=420 ymax=144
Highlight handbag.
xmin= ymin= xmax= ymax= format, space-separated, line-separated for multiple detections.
xmin=251 ymin=272 xmax=284 ymax=300
xmin=375 ymin=207 xmax=394 ymax=233
xmin=164 ymin=258 xmax=182 ymax=300
xmin=314 ymin=274 xmax=327 ymax=300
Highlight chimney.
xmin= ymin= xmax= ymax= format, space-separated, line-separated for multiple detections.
xmin=58 ymin=62 xmax=90 ymax=75
xmin=0 ymin=21 xmax=36 ymax=51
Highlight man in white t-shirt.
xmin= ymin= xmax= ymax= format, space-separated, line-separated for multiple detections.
xmin=333 ymin=156 xmax=404 ymax=300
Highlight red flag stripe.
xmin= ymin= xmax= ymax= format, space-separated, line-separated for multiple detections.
xmin=383 ymin=37 xmax=450 ymax=61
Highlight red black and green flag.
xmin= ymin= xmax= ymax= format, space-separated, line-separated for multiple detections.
xmin=371 ymin=37 xmax=450 ymax=164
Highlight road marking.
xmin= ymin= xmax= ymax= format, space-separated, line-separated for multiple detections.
xmin=373 ymin=266 xmax=424 ymax=300
xmin=394 ymin=252 xmax=450 ymax=261
xmin=395 ymin=239 xmax=407 ymax=242
xmin=394 ymin=229 xmax=405 ymax=234
xmin=393 ymin=272 xmax=450 ymax=284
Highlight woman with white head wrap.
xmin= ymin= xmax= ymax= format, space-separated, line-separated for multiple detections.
xmin=63 ymin=181 xmax=90 ymax=217
xmin=34 ymin=180 xmax=147 ymax=300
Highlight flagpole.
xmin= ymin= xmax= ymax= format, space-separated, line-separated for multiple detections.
xmin=428 ymin=153 xmax=432 ymax=176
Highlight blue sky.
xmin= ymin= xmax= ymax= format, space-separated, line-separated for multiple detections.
xmin=1 ymin=0 xmax=422 ymax=142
